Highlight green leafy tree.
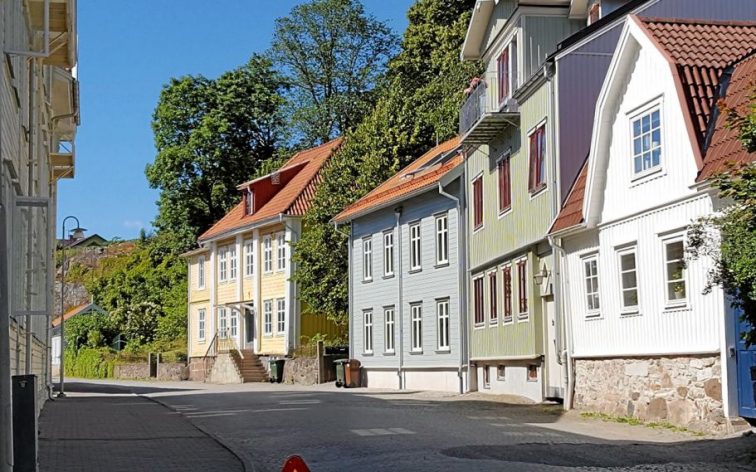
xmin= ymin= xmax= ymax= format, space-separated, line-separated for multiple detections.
xmin=293 ymin=0 xmax=480 ymax=323
xmin=64 ymin=311 xmax=116 ymax=352
xmin=269 ymin=0 xmax=398 ymax=145
xmin=688 ymin=86 xmax=756 ymax=345
xmin=146 ymin=55 xmax=287 ymax=250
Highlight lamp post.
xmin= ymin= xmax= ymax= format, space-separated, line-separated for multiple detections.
xmin=57 ymin=216 xmax=81 ymax=398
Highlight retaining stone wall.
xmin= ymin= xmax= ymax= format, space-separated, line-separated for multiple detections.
xmin=207 ymin=353 xmax=243 ymax=384
xmin=282 ymin=357 xmax=318 ymax=385
xmin=157 ymin=362 xmax=188 ymax=381
xmin=574 ymin=355 xmax=725 ymax=433
xmin=113 ymin=363 xmax=150 ymax=379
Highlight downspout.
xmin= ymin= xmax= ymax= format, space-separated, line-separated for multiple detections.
xmin=25 ymin=58 xmax=37 ymax=374
xmin=438 ymin=180 xmax=466 ymax=394
xmin=0 ymin=138 xmax=13 ymax=472
xmin=394 ymin=208 xmax=404 ymax=389
xmin=549 ymin=234 xmax=573 ymax=410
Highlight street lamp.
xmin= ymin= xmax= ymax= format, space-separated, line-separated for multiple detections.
xmin=57 ymin=215 xmax=81 ymax=398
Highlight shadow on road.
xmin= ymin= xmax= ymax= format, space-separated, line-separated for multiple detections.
xmin=58 ymin=381 xmax=198 ymax=395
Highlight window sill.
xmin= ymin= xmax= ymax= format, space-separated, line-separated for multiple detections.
xmin=630 ymin=166 xmax=664 ymax=186
xmin=489 ymin=320 xmax=499 ymax=327
xmin=382 ymin=274 xmax=395 ymax=280
xmin=363 ymin=352 xmax=374 ymax=357
xmin=362 ymin=278 xmax=373 ymax=284
xmin=243 ymin=275 xmax=254 ymax=279
xmin=198 ymin=339 xmax=206 ymax=344
xmin=502 ymin=317 xmax=514 ymax=325
xmin=473 ymin=323 xmax=485 ymax=330
xmin=498 ymin=207 xmax=512 ymax=219
xmin=620 ymin=310 xmax=641 ymax=318
xmin=383 ymin=351 xmax=395 ymax=356
xmin=473 ymin=225 xmax=485 ymax=234
xmin=434 ymin=262 xmax=450 ymax=269
xmin=585 ymin=314 xmax=603 ymax=321
xmin=663 ymin=304 xmax=691 ymax=314
xmin=408 ymin=268 xmax=422 ymax=274
xmin=263 ymin=334 xmax=273 ymax=337
xmin=409 ymin=350 xmax=423 ymax=355
xmin=529 ymin=185 xmax=547 ymax=199
xmin=517 ymin=314 xmax=529 ymax=322
xmin=435 ymin=349 xmax=451 ymax=354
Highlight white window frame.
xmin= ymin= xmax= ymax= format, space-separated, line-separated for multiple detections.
xmin=244 ymin=240 xmax=255 ymax=277
xmin=218 ymin=307 xmax=228 ymax=338
xmin=409 ymin=222 xmax=422 ymax=271
xmin=198 ymin=308 xmax=206 ymax=341
xmin=276 ymin=233 xmax=286 ymax=272
xmin=617 ymin=246 xmax=639 ymax=313
xmin=436 ymin=299 xmax=450 ymax=351
xmin=363 ymin=310 xmax=373 ymax=354
xmin=663 ymin=236 xmax=688 ymax=307
xmin=245 ymin=188 xmax=254 ymax=215
xmin=582 ymin=254 xmax=601 ymax=318
xmin=410 ymin=303 xmax=423 ymax=352
xmin=197 ymin=256 xmax=205 ymax=289
xmin=384 ymin=307 xmax=395 ymax=354
xmin=383 ymin=231 xmax=394 ymax=277
xmin=218 ymin=247 xmax=228 ymax=282
xmin=230 ymin=309 xmax=238 ymax=337
xmin=435 ymin=213 xmax=449 ymax=266
xmin=629 ymin=100 xmax=663 ymax=180
xmin=362 ymin=237 xmax=373 ymax=281
xmin=229 ymin=245 xmax=238 ymax=280
xmin=263 ymin=300 xmax=273 ymax=335
xmin=263 ymin=235 xmax=273 ymax=273
xmin=276 ymin=298 xmax=286 ymax=334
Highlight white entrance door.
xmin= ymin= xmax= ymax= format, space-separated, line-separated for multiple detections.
xmin=243 ymin=307 xmax=256 ymax=351
xmin=544 ymin=297 xmax=563 ymax=399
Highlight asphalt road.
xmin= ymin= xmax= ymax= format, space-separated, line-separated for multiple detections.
xmin=130 ymin=382 xmax=756 ymax=472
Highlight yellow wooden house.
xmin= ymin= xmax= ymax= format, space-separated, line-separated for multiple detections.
xmin=184 ymin=139 xmax=345 ymax=381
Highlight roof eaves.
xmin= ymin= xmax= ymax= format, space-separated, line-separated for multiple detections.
xmin=333 ymin=184 xmax=438 ymax=225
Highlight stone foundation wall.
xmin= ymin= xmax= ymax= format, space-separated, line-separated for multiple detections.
xmin=574 ymin=355 xmax=725 ymax=432
xmin=113 ymin=363 xmax=150 ymax=379
xmin=207 ymin=353 xmax=243 ymax=384
xmin=282 ymin=357 xmax=319 ymax=385
xmin=188 ymin=357 xmax=213 ymax=381
xmin=157 ymin=362 xmax=188 ymax=381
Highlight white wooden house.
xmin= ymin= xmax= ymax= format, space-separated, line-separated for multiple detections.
xmin=550 ymin=16 xmax=756 ymax=432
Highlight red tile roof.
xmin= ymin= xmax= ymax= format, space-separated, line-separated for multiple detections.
xmin=52 ymin=303 xmax=105 ymax=327
xmin=550 ymin=159 xmax=588 ymax=234
xmin=640 ymin=17 xmax=756 ymax=149
xmin=199 ymin=138 xmax=342 ymax=241
xmin=697 ymin=54 xmax=756 ymax=181
xmin=333 ymin=137 xmax=462 ymax=223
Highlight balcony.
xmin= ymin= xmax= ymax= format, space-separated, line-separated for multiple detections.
xmin=459 ymin=71 xmax=520 ymax=146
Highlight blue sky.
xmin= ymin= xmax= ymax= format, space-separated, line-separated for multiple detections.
xmin=57 ymin=0 xmax=414 ymax=240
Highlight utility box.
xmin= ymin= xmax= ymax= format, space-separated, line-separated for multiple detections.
xmin=13 ymin=374 xmax=38 ymax=472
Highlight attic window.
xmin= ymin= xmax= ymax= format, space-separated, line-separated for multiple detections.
xmin=245 ymin=188 xmax=254 ymax=215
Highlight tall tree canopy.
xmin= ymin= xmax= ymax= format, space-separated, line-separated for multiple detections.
xmin=146 ymin=55 xmax=287 ymax=250
xmin=292 ymin=0 xmax=480 ymax=323
xmin=269 ymin=0 xmax=398 ymax=145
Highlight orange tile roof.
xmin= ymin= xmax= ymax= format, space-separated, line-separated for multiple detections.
xmin=333 ymin=137 xmax=462 ymax=223
xmin=51 ymin=303 xmax=104 ymax=327
xmin=639 ymin=17 xmax=756 ymax=149
xmin=550 ymin=158 xmax=588 ymax=234
xmin=199 ymin=138 xmax=342 ymax=241
xmin=697 ymin=54 xmax=756 ymax=181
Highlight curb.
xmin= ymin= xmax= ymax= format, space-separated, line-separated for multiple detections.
xmin=140 ymin=393 xmax=259 ymax=472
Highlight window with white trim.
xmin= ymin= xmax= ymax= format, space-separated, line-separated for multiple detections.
xmin=472 ymin=175 xmax=483 ymax=230
xmin=502 ymin=265 xmax=513 ymax=323
xmin=437 ymin=299 xmax=450 ymax=351
xmin=411 ymin=303 xmax=422 ymax=352
xmin=197 ymin=256 xmax=205 ymax=289
xmin=230 ymin=310 xmax=238 ymax=337
xmin=219 ymin=247 xmax=228 ymax=282
xmin=410 ymin=223 xmax=421 ymax=271
xmin=631 ymin=108 xmax=662 ymax=175
xmin=277 ymin=233 xmax=286 ymax=271
xmin=362 ymin=237 xmax=373 ymax=281
xmin=489 ymin=271 xmax=498 ymax=323
xmin=383 ymin=231 xmax=394 ymax=277
xmin=263 ymin=300 xmax=273 ymax=335
xmin=363 ymin=310 xmax=373 ymax=354
xmin=384 ymin=307 xmax=395 ymax=353
xmin=618 ymin=247 xmax=639 ymax=311
xmin=582 ymin=255 xmax=600 ymax=316
xmin=245 ymin=188 xmax=254 ymax=215
xmin=276 ymin=298 xmax=286 ymax=333
xmin=517 ymin=260 xmax=528 ymax=318
xmin=435 ymin=213 xmax=449 ymax=265
xmin=229 ymin=245 xmax=238 ymax=280
xmin=198 ymin=308 xmax=206 ymax=341
xmin=263 ymin=236 xmax=273 ymax=273
xmin=218 ymin=308 xmax=228 ymax=338
xmin=474 ymin=276 xmax=484 ymax=325
xmin=244 ymin=240 xmax=254 ymax=277
xmin=528 ymin=123 xmax=547 ymax=193
xmin=664 ymin=238 xmax=687 ymax=305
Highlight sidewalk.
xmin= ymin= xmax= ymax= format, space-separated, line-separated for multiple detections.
xmin=38 ymin=381 xmax=244 ymax=472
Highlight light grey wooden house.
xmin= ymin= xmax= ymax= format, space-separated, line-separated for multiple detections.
xmin=333 ymin=138 xmax=468 ymax=392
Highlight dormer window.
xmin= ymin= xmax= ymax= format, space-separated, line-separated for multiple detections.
xmin=245 ymin=188 xmax=254 ymax=215
xmin=631 ymin=107 xmax=661 ymax=176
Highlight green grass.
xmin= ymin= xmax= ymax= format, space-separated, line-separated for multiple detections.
xmin=580 ymin=411 xmax=705 ymax=436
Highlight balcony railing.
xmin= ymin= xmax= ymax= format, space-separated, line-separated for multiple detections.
xmin=459 ymin=71 xmax=519 ymax=145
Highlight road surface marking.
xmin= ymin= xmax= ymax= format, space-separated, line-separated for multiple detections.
xmin=278 ymin=399 xmax=322 ymax=405
xmin=351 ymin=428 xmax=417 ymax=437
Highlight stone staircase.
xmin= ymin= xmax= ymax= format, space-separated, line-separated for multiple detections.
xmin=231 ymin=350 xmax=268 ymax=383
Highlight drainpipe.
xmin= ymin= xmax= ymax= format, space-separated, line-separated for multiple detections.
xmin=0 ymin=157 xmax=13 ymax=472
xmin=549 ymin=235 xmax=574 ymax=410
xmin=463 ymin=150 xmax=474 ymax=392
xmin=394 ymin=208 xmax=404 ymax=389
xmin=438 ymin=180 xmax=467 ymax=394
xmin=25 ymin=59 xmax=37 ymax=374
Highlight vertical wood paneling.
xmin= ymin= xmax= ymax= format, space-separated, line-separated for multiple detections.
xmin=522 ymin=16 xmax=584 ymax=82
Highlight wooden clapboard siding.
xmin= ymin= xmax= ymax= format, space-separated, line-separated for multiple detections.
xmin=520 ymin=15 xmax=583 ymax=82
